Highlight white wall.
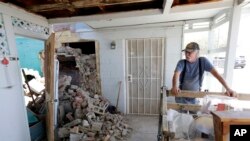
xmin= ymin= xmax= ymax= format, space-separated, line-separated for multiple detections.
xmin=0 ymin=2 xmax=49 ymax=141
xmin=0 ymin=14 xmax=31 ymax=141
xmin=78 ymin=25 xmax=183 ymax=113
xmin=165 ymin=27 xmax=183 ymax=89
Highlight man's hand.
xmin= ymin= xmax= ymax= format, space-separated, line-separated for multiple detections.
xmin=171 ymin=87 xmax=180 ymax=96
xmin=225 ymin=88 xmax=236 ymax=97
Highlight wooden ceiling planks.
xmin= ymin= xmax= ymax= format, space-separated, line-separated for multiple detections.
xmin=172 ymin=0 xmax=221 ymax=7
xmin=0 ymin=0 xmax=162 ymax=18
xmin=0 ymin=0 xmax=220 ymax=18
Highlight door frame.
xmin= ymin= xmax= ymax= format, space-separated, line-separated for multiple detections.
xmin=44 ymin=33 xmax=56 ymax=141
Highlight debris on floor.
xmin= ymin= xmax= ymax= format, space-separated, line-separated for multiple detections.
xmin=57 ymin=75 xmax=132 ymax=141
xmin=56 ymin=43 xmax=132 ymax=141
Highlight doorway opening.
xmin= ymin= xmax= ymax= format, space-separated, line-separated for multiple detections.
xmin=16 ymin=35 xmax=46 ymax=141
xmin=16 ymin=36 xmax=45 ymax=105
xmin=58 ymin=41 xmax=100 ymax=92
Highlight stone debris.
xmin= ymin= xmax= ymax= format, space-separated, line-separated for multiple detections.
xmin=64 ymin=119 xmax=82 ymax=128
xmin=91 ymin=121 xmax=103 ymax=131
xmin=83 ymin=120 xmax=90 ymax=127
xmin=56 ymin=46 xmax=132 ymax=141
xmin=104 ymin=135 xmax=111 ymax=141
xmin=57 ymin=76 xmax=132 ymax=140
xmin=66 ymin=112 xmax=74 ymax=121
xmin=70 ymin=126 xmax=80 ymax=134
xmin=57 ymin=46 xmax=101 ymax=95
xmin=70 ymin=133 xmax=84 ymax=141
xmin=75 ymin=54 xmax=101 ymax=95
xmin=58 ymin=127 xmax=70 ymax=138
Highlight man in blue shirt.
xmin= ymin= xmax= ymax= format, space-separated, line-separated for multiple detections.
xmin=171 ymin=42 xmax=235 ymax=104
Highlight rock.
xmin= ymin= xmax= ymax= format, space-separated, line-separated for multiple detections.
xmin=66 ymin=112 xmax=74 ymax=121
xmin=71 ymin=85 xmax=78 ymax=90
xmin=109 ymin=130 xmax=114 ymax=134
xmin=122 ymin=129 xmax=128 ymax=136
xmin=70 ymin=126 xmax=79 ymax=133
xmin=91 ymin=121 xmax=103 ymax=131
xmin=75 ymin=108 xmax=84 ymax=119
xmin=83 ymin=120 xmax=90 ymax=127
xmin=110 ymin=136 xmax=116 ymax=141
xmin=58 ymin=127 xmax=70 ymax=138
xmin=68 ymin=89 xmax=74 ymax=94
xmin=103 ymin=135 xmax=111 ymax=141
xmin=81 ymin=100 xmax=88 ymax=108
xmin=94 ymin=94 xmax=99 ymax=99
xmin=87 ymin=132 xmax=96 ymax=137
xmin=64 ymin=119 xmax=82 ymax=128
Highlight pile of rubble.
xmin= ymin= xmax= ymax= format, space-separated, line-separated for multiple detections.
xmin=57 ymin=46 xmax=101 ymax=95
xmin=58 ymin=75 xmax=132 ymax=141
xmin=75 ymin=54 xmax=101 ymax=95
xmin=56 ymin=46 xmax=131 ymax=140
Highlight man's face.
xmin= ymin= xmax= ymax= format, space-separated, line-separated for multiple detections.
xmin=185 ymin=50 xmax=198 ymax=62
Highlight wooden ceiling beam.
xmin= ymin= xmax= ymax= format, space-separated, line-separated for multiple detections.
xmin=162 ymin=0 xmax=173 ymax=14
xmin=28 ymin=0 xmax=155 ymax=12
xmin=73 ymin=0 xmax=154 ymax=8
xmin=172 ymin=0 xmax=222 ymax=6
xmin=98 ymin=5 xmax=106 ymax=12
xmin=28 ymin=3 xmax=74 ymax=12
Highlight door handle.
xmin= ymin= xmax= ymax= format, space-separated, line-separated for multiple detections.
xmin=128 ymin=75 xmax=132 ymax=82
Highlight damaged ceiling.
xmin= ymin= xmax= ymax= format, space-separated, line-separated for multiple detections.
xmin=1 ymin=0 xmax=221 ymax=19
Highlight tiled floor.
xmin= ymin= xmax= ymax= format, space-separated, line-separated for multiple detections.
xmin=125 ymin=115 xmax=159 ymax=141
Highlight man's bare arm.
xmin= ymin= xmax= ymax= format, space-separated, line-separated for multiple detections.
xmin=171 ymin=71 xmax=181 ymax=96
xmin=210 ymin=68 xmax=235 ymax=96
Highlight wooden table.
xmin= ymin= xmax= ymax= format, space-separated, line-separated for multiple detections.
xmin=211 ymin=111 xmax=250 ymax=141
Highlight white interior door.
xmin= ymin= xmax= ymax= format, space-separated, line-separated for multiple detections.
xmin=126 ymin=38 xmax=164 ymax=115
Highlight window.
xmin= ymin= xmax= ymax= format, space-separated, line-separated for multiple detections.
xmin=183 ymin=23 xmax=212 ymax=91
xmin=214 ymin=13 xmax=226 ymax=24
xmin=232 ymin=6 xmax=250 ymax=93
xmin=183 ymin=19 xmax=228 ymax=92
xmin=210 ymin=21 xmax=229 ymax=49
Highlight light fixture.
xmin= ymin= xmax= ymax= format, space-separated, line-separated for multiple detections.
xmin=110 ymin=41 xmax=116 ymax=49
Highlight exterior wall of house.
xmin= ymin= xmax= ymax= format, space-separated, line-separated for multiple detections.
xmin=0 ymin=2 xmax=49 ymax=141
xmin=77 ymin=25 xmax=183 ymax=113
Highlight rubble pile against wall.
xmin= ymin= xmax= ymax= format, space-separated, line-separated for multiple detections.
xmin=56 ymin=46 xmax=131 ymax=141
xmin=57 ymin=46 xmax=101 ymax=95
xmin=58 ymin=75 xmax=132 ymax=141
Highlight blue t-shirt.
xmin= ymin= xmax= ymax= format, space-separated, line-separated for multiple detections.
xmin=175 ymin=57 xmax=214 ymax=104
